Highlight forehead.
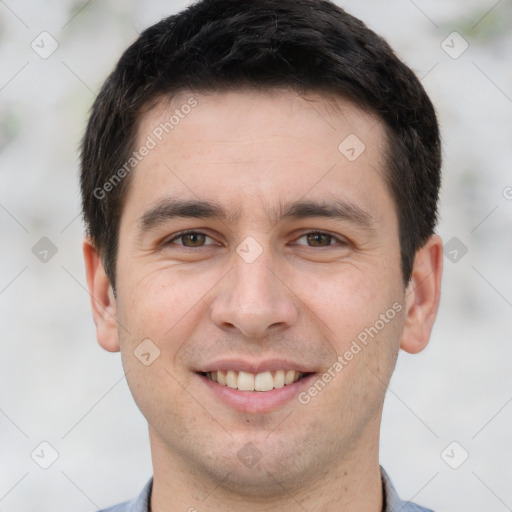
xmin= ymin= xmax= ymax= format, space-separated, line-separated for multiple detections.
xmin=124 ymin=88 xmax=392 ymax=224
xmin=139 ymin=88 xmax=385 ymax=155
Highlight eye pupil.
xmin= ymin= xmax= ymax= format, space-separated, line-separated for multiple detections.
xmin=307 ymin=233 xmax=331 ymax=246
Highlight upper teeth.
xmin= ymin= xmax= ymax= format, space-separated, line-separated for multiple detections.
xmin=207 ymin=370 xmax=303 ymax=391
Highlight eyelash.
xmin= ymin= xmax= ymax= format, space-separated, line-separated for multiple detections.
xmin=164 ymin=229 xmax=347 ymax=248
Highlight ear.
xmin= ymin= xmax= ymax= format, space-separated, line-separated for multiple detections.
xmin=400 ymin=234 xmax=443 ymax=354
xmin=83 ymin=238 xmax=120 ymax=352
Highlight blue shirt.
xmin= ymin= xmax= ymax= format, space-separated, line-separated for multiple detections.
xmin=99 ymin=467 xmax=435 ymax=511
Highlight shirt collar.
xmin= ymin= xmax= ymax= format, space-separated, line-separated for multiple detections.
xmin=381 ymin=467 xmax=435 ymax=512
xmin=126 ymin=477 xmax=152 ymax=512
xmin=381 ymin=465 xmax=404 ymax=511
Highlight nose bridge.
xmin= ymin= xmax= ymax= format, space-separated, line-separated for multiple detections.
xmin=211 ymin=246 xmax=298 ymax=338
xmin=233 ymin=253 xmax=276 ymax=306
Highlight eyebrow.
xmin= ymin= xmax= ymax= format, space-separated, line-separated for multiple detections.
xmin=136 ymin=197 xmax=376 ymax=234
xmin=137 ymin=199 xmax=237 ymax=232
xmin=276 ymin=200 xmax=376 ymax=232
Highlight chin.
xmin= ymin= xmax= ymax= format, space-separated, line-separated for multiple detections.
xmin=195 ymin=437 xmax=316 ymax=498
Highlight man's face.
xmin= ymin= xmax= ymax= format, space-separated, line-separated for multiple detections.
xmin=112 ymin=89 xmax=407 ymax=492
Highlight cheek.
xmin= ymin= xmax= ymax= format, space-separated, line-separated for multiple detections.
xmin=115 ymin=263 xmax=225 ymax=355
xmin=292 ymin=264 xmax=403 ymax=349
xmin=300 ymin=275 xmax=404 ymax=419
xmin=114 ymin=266 xmax=206 ymax=423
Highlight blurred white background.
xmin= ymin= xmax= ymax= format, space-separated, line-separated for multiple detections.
xmin=0 ymin=0 xmax=511 ymax=511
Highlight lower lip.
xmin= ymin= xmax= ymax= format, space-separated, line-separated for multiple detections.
xmin=199 ymin=373 xmax=315 ymax=413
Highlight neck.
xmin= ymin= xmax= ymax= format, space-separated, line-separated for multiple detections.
xmin=149 ymin=418 xmax=383 ymax=512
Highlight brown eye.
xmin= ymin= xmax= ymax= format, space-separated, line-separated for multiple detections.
xmin=305 ymin=232 xmax=334 ymax=247
xmin=180 ymin=233 xmax=207 ymax=247
xmin=167 ymin=232 xmax=213 ymax=247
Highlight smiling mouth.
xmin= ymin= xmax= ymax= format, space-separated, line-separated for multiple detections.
xmin=199 ymin=370 xmax=311 ymax=392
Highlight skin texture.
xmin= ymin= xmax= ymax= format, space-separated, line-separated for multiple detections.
xmin=84 ymin=89 xmax=443 ymax=511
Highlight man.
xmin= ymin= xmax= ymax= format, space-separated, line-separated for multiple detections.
xmin=81 ymin=0 xmax=442 ymax=510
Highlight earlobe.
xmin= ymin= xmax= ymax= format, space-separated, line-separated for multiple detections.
xmin=400 ymin=234 xmax=443 ymax=354
xmin=83 ymin=238 xmax=120 ymax=353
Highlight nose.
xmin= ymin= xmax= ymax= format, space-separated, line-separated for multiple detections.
xmin=210 ymin=253 xmax=299 ymax=339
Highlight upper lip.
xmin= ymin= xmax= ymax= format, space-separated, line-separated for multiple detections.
xmin=196 ymin=358 xmax=316 ymax=374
